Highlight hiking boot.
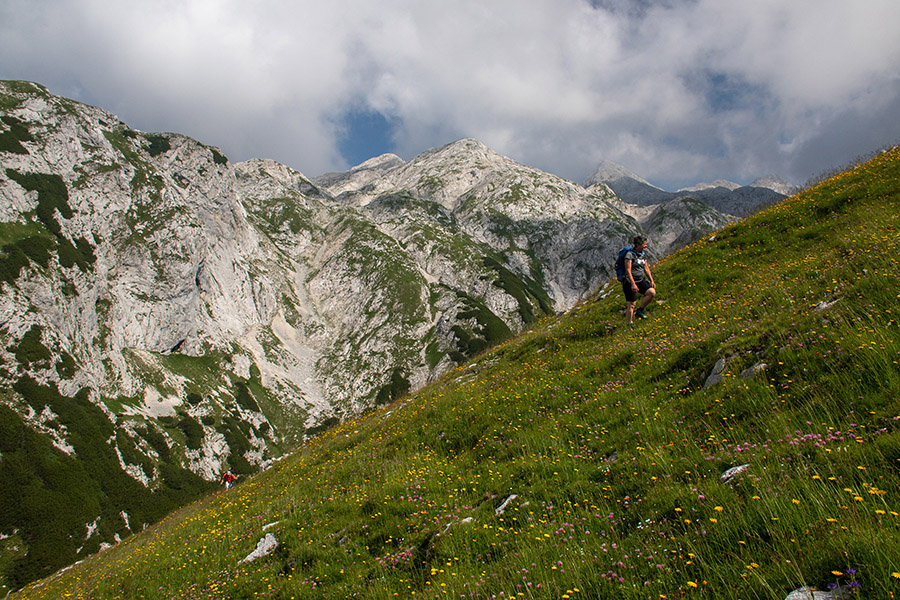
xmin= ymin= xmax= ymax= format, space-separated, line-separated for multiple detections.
xmin=635 ymin=307 xmax=647 ymax=319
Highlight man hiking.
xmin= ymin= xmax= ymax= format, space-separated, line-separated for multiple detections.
xmin=620 ymin=236 xmax=656 ymax=326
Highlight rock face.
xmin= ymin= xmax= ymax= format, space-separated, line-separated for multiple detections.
xmin=314 ymin=138 xmax=642 ymax=308
xmin=0 ymin=80 xmax=738 ymax=588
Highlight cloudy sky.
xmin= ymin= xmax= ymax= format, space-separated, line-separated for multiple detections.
xmin=2 ymin=0 xmax=899 ymax=190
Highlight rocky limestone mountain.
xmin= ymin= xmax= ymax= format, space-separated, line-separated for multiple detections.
xmin=315 ymin=139 xmax=648 ymax=307
xmin=584 ymin=159 xmax=667 ymax=206
xmin=586 ymin=159 xmax=794 ymax=217
xmin=0 ymin=80 xmax=738 ymax=588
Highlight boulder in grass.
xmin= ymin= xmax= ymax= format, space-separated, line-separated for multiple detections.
xmin=740 ymin=362 xmax=768 ymax=380
xmin=241 ymin=533 xmax=279 ymax=564
xmin=703 ymin=358 xmax=728 ymax=389
xmin=720 ymin=464 xmax=751 ymax=484
xmin=785 ymin=585 xmax=854 ymax=600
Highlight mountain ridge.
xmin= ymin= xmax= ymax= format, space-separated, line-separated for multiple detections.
xmin=585 ymin=159 xmax=796 ymax=215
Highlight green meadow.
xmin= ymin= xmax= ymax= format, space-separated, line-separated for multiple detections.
xmin=13 ymin=146 xmax=900 ymax=599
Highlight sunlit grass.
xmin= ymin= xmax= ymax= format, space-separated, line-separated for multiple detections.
xmin=13 ymin=146 xmax=900 ymax=599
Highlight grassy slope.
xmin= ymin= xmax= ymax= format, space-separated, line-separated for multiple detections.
xmin=14 ymin=148 xmax=900 ymax=599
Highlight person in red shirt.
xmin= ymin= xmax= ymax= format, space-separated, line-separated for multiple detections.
xmin=221 ymin=471 xmax=237 ymax=489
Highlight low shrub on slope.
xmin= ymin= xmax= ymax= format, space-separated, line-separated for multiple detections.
xmin=15 ymin=147 xmax=900 ymax=599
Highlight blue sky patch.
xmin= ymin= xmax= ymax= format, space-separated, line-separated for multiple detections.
xmin=338 ymin=109 xmax=397 ymax=168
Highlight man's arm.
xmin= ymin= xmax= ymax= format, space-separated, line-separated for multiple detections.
xmin=644 ymin=264 xmax=655 ymax=287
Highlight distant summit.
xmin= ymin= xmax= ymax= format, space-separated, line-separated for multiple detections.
xmin=309 ymin=153 xmax=405 ymax=197
xmin=678 ymin=179 xmax=741 ymax=193
xmin=584 ymin=160 xmax=795 ymax=216
xmin=584 ymin=160 xmax=669 ymax=206
xmin=750 ymin=175 xmax=800 ymax=196
xmin=352 ymin=152 xmax=405 ymax=172
xmin=584 ymin=159 xmax=660 ymax=189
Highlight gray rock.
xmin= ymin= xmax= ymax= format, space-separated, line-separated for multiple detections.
xmin=704 ymin=358 xmax=728 ymax=388
xmin=740 ymin=363 xmax=768 ymax=379
xmin=720 ymin=464 xmax=750 ymax=484
xmin=495 ymin=494 xmax=518 ymax=516
xmin=241 ymin=533 xmax=279 ymax=563
xmin=785 ymin=585 xmax=854 ymax=600
xmin=814 ymin=299 xmax=839 ymax=311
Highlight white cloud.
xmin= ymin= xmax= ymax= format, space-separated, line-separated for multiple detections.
xmin=1 ymin=0 xmax=899 ymax=188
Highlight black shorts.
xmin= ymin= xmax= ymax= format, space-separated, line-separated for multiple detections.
xmin=622 ymin=279 xmax=653 ymax=302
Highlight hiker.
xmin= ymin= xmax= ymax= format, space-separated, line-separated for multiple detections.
xmin=222 ymin=471 xmax=237 ymax=489
xmin=620 ymin=236 xmax=656 ymax=325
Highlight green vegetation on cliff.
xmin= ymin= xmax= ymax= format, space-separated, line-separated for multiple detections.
xmin=0 ymin=379 xmax=215 ymax=593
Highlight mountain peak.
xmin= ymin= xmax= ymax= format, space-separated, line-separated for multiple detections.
xmin=350 ymin=153 xmax=405 ymax=172
xmin=749 ymin=175 xmax=799 ymax=196
xmin=584 ymin=160 xmax=659 ymax=190
xmin=443 ymin=137 xmax=491 ymax=151
xmin=422 ymin=138 xmax=501 ymax=163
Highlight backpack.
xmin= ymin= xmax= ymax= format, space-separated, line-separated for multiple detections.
xmin=614 ymin=246 xmax=632 ymax=282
